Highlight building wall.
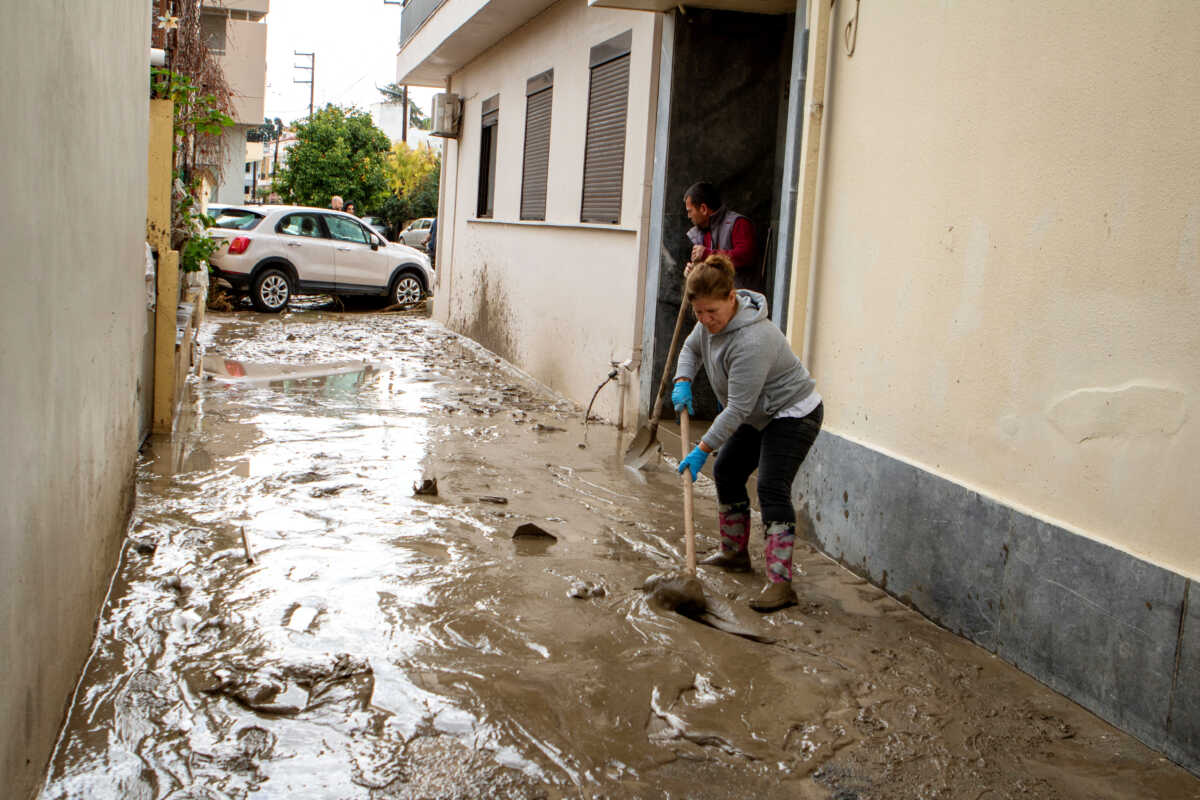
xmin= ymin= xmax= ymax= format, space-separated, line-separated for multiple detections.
xmin=805 ymin=0 xmax=1200 ymax=580
xmin=214 ymin=15 xmax=268 ymax=125
xmin=435 ymin=0 xmax=659 ymax=423
xmin=0 ymin=2 xmax=149 ymax=796
xmin=213 ymin=124 xmax=251 ymax=204
xmin=792 ymin=0 xmax=1200 ymax=769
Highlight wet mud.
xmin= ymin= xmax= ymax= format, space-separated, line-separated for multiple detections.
xmin=41 ymin=306 xmax=1200 ymax=799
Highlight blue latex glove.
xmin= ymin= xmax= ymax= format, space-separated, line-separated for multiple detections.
xmin=671 ymin=380 xmax=694 ymax=415
xmin=678 ymin=446 xmax=709 ymax=482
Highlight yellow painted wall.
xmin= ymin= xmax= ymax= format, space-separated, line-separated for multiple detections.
xmin=804 ymin=1 xmax=1200 ymax=575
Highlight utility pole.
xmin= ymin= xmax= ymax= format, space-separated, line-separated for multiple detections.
xmin=294 ymin=51 xmax=314 ymax=118
xmin=402 ymin=85 xmax=408 ymax=144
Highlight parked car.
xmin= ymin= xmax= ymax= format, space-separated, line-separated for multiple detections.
xmin=360 ymin=215 xmax=389 ymax=239
xmin=207 ymin=205 xmax=433 ymax=313
xmin=399 ymin=217 xmax=435 ymax=249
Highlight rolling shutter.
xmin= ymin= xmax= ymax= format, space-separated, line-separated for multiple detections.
xmin=580 ymin=31 xmax=632 ymax=225
xmin=520 ymin=70 xmax=553 ymax=221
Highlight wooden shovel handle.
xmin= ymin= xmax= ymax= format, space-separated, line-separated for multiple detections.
xmin=649 ymin=295 xmax=692 ymax=426
xmin=681 ymin=408 xmax=696 ymax=574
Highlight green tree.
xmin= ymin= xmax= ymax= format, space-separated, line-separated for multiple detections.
xmin=273 ymin=105 xmax=391 ymax=210
xmin=247 ymin=116 xmax=283 ymax=143
xmin=377 ymin=83 xmax=432 ymax=131
xmin=380 ymin=142 xmax=440 ymax=234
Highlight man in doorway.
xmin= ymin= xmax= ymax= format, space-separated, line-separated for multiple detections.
xmin=684 ymin=182 xmax=759 ymax=290
xmin=330 ymin=195 xmax=344 ymax=211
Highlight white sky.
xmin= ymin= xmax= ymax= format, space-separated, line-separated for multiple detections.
xmin=263 ymin=0 xmax=435 ymax=126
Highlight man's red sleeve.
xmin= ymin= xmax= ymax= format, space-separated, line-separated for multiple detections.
xmin=704 ymin=217 xmax=757 ymax=272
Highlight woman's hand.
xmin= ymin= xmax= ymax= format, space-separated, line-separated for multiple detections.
xmin=677 ymin=446 xmax=709 ymax=481
xmin=671 ymin=379 xmax=693 ymax=415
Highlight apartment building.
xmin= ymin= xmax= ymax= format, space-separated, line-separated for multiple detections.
xmin=399 ymin=0 xmax=1200 ymax=774
xmin=201 ymin=0 xmax=270 ymax=204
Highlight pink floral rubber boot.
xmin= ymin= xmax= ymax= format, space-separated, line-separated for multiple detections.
xmin=762 ymin=521 xmax=796 ymax=583
xmin=700 ymin=501 xmax=751 ymax=571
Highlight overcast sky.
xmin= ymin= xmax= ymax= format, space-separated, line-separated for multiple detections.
xmin=264 ymin=0 xmax=435 ymax=126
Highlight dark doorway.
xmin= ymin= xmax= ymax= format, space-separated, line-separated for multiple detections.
xmin=649 ymin=9 xmax=795 ymax=422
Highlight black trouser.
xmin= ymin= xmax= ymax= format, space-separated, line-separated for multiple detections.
xmin=712 ymin=403 xmax=823 ymax=525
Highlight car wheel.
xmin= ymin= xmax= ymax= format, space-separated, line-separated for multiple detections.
xmin=391 ymin=273 xmax=424 ymax=307
xmin=252 ymin=268 xmax=291 ymax=312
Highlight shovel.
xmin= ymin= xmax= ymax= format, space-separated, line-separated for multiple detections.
xmin=624 ymin=295 xmax=691 ymax=469
xmin=642 ymin=407 xmax=707 ymax=617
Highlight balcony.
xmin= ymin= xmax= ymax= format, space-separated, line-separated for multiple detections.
xmin=400 ymin=0 xmax=444 ymax=47
xmin=586 ymin=0 xmax=793 ymax=10
xmin=396 ymin=0 xmax=558 ymax=87
xmin=202 ymin=0 xmax=268 ymax=18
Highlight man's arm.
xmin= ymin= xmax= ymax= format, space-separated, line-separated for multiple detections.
xmin=700 ymin=217 xmax=757 ymax=271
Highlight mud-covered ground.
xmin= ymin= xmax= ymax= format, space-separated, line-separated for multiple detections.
xmin=41 ymin=301 xmax=1200 ymax=799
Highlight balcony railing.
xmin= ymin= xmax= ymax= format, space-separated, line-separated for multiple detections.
xmin=400 ymin=0 xmax=444 ymax=48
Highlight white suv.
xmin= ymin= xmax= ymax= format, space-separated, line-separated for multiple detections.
xmin=208 ymin=205 xmax=433 ymax=312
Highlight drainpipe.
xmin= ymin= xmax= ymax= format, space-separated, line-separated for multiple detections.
xmin=771 ymin=0 xmax=808 ymax=331
xmin=785 ymin=0 xmax=833 ymax=363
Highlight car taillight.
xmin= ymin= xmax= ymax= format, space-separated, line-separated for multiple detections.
xmin=228 ymin=236 xmax=251 ymax=255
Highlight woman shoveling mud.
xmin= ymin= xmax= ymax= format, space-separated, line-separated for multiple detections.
xmin=672 ymin=254 xmax=823 ymax=612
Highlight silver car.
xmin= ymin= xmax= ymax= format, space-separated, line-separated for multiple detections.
xmin=208 ymin=205 xmax=432 ymax=312
xmin=399 ymin=217 xmax=435 ymax=249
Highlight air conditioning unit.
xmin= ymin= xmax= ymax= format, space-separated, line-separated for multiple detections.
xmin=430 ymin=93 xmax=463 ymax=138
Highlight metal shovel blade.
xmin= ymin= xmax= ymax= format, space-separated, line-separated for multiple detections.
xmin=623 ymin=422 xmax=662 ymax=469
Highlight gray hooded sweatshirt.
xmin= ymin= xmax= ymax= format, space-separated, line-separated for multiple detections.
xmin=674 ymin=290 xmax=816 ymax=451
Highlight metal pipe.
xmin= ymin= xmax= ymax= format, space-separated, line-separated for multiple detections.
xmin=772 ymin=0 xmax=809 ymax=330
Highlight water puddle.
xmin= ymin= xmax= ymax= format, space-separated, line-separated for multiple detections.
xmin=40 ymin=309 xmax=1198 ymax=799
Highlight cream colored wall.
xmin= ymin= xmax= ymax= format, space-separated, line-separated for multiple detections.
xmin=434 ymin=0 xmax=658 ymax=424
xmin=218 ymin=17 xmax=268 ymax=124
xmin=0 ymin=2 xmax=149 ymax=795
xmin=805 ymin=0 xmax=1200 ymax=576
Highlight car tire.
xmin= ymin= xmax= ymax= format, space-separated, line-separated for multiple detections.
xmin=391 ymin=272 xmax=424 ymax=307
xmin=251 ymin=268 xmax=291 ymax=312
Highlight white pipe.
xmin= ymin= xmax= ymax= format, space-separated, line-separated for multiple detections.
xmin=786 ymin=0 xmax=833 ymax=363
xmin=150 ymin=48 xmax=166 ymax=67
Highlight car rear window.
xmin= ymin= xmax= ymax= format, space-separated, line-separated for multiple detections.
xmin=211 ymin=209 xmax=263 ymax=230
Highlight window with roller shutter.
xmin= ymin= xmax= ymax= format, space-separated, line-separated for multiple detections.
xmin=477 ymin=95 xmax=499 ymax=218
xmin=580 ymin=31 xmax=631 ymax=225
xmin=520 ymin=70 xmax=553 ymax=221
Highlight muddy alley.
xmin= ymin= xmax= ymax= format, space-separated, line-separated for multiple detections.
xmin=40 ymin=306 xmax=1199 ymax=800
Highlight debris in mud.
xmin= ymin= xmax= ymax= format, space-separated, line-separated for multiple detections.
xmin=512 ymin=523 xmax=556 ymax=540
xmin=241 ymin=525 xmax=256 ymax=564
xmin=196 ymin=653 xmax=373 ymax=716
xmin=531 ymin=422 xmax=566 ymax=433
xmin=285 ymin=604 xmax=320 ymax=632
xmin=161 ymin=574 xmax=194 ymax=603
xmin=568 ymin=580 xmax=607 ymax=599
xmin=413 ymin=477 xmax=439 ymax=496
xmin=478 ymin=495 xmax=509 ymax=505
xmin=129 ymin=535 xmax=156 ymax=555
xmin=310 ymin=484 xmax=351 ymax=497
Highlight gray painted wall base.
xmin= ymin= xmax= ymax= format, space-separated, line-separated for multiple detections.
xmin=792 ymin=430 xmax=1199 ymax=775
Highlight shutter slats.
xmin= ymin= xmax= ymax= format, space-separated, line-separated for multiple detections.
xmin=520 ymin=86 xmax=552 ymax=221
xmin=580 ymin=53 xmax=630 ymax=225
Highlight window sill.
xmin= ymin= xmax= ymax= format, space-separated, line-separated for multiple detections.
xmin=467 ymin=218 xmax=637 ymax=234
